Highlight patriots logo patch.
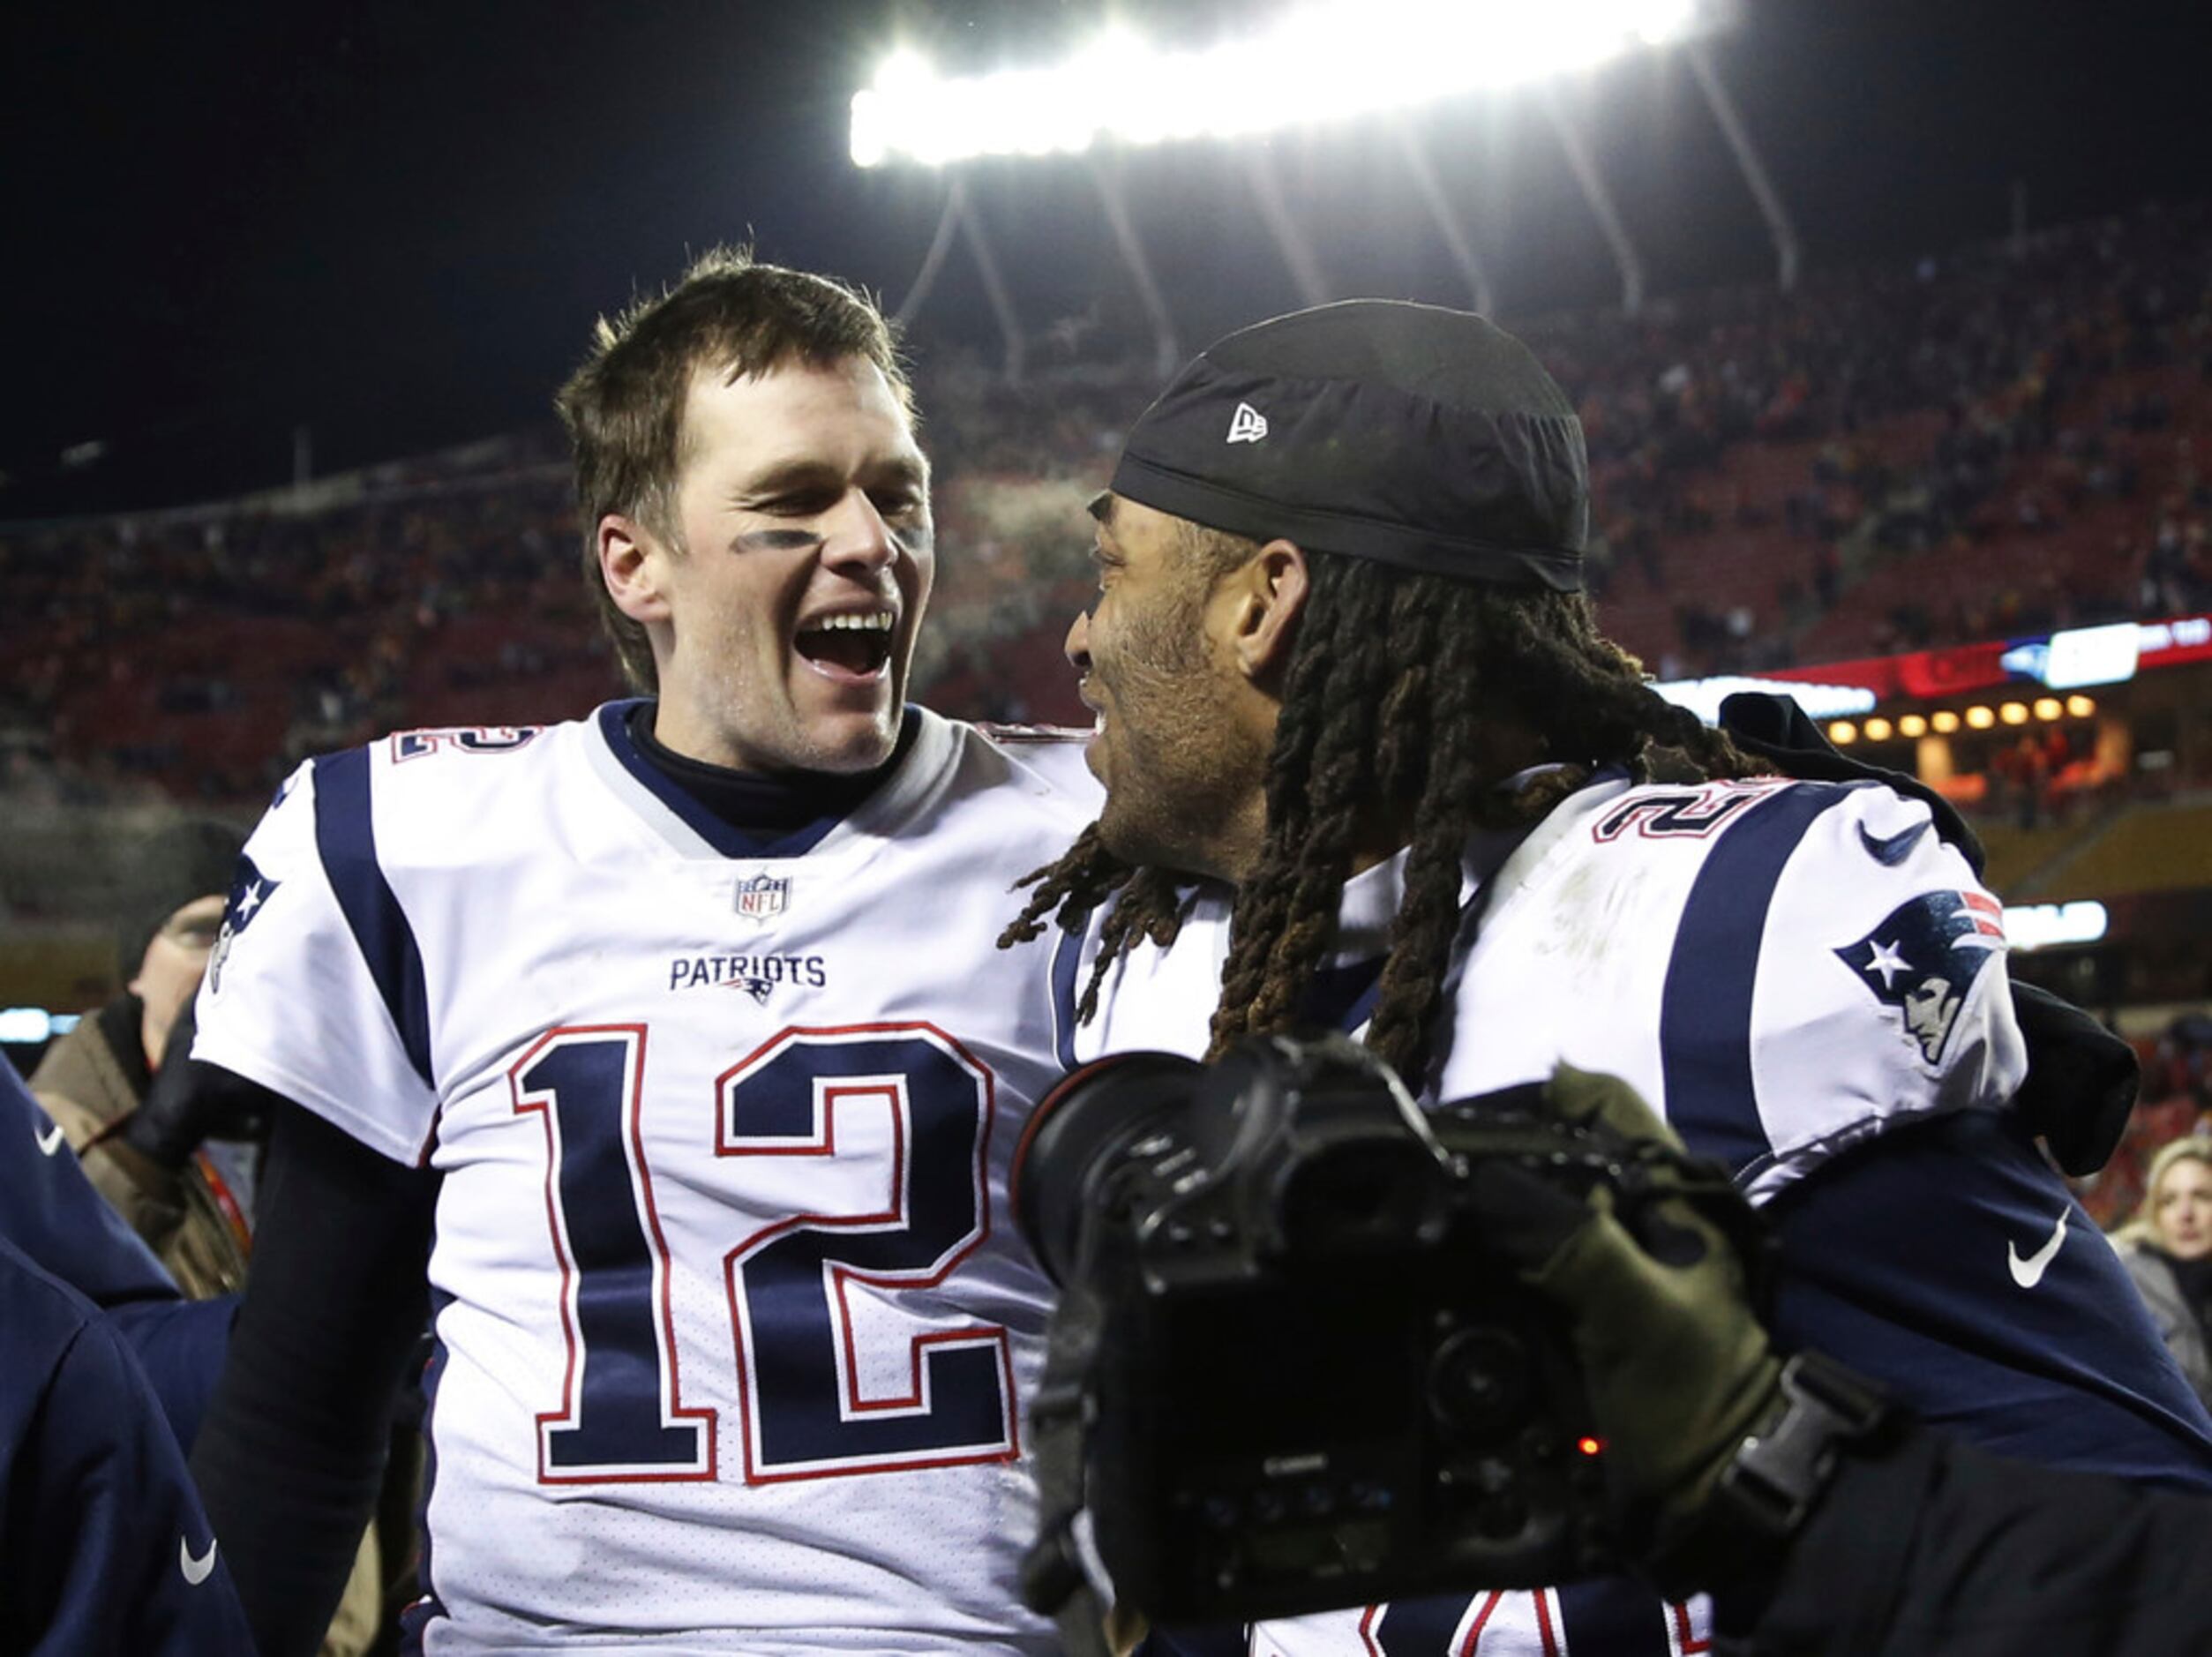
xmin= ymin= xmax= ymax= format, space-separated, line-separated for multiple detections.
xmin=207 ymin=855 xmax=281 ymax=998
xmin=1836 ymin=891 xmax=2005 ymax=1064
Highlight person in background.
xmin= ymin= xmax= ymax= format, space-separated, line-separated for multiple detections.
xmin=29 ymin=818 xmax=252 ymax=1295
xmin=2116 ymin=1136 xmax=2212 ymax=1411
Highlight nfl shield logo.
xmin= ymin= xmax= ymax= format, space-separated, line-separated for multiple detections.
xmin=735 ymin=873 xmax=790 ymax=921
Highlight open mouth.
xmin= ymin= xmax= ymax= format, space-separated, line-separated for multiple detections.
xmin=795 ymin=610 xmax=895 ymax=680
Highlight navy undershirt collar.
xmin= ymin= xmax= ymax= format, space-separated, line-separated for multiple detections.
xmin=600 ymin=699 xmax=919 ymax=859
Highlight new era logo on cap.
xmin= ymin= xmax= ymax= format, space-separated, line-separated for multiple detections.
xmin=1226 ymin=401 xmax=1269 ymax=444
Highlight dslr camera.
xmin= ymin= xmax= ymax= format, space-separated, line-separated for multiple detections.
xmin=1012 ymin=1033 xmax=1758 ymax=1625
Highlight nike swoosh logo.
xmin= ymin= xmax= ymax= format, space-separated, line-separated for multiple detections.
xmin=2007 ymin=1208 xmax=2069 ymax=1288
xmin=180 ymin=1534 xmax=218 ymax=1586
xmin=1858 ymin=820 xmax=1931 ymax=866
xmin=34 ymin=1119 xmax=65 ymax=1157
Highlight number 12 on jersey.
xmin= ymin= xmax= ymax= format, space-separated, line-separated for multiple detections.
xmin=510 ymin=1022 xmax=1018 ymax=1487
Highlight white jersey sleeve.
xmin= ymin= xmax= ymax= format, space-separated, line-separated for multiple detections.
xmin=1726 ymin=780 xmax=2028 ymax=1197
xmin=194 ymin=751 xmax=440 ymax=1165
xmin=1431 ymin=776 xmax=2029 ymax=1203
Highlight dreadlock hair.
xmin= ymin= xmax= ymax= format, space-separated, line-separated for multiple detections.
xmin=999 ymin=534 xmax=1773 ymax=1090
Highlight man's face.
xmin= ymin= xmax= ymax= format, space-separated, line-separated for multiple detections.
xmin=1065 ymin=495 xmax=1267 ymax=880
xmin=643 ymin=356 xmax=934 ymax=774
xmin=131 ymin=893 xmax=226 ymax=1065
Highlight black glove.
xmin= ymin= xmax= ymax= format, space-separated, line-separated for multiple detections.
xmin=2010 ymin=981 xmax=2137 ymax=1175
xmin=118 ymin=1001 xmax=270 ymax=1170
xmin=1464 ymin=1066 xmax=1786 ymax=1593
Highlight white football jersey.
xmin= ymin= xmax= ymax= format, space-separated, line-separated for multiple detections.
xmin=1071 ymin=771 xmax=2028 ymax=1201
xmin=1066 ymin=771 xmax=2030 ymax=1657
xmin=196 ymin=704 xmax=1099 ymax=1654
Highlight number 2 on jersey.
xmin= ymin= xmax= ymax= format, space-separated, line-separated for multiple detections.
xmin=512 ymin=1022 xmax=1016 ymax=1487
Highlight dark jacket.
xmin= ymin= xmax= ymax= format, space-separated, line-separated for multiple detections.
xmin=1728 ymin=1421 xmax=2212 ymax=1654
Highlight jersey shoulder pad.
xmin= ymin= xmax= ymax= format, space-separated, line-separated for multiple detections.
xmin=959 ymin=718 xmax=1104 ymax=816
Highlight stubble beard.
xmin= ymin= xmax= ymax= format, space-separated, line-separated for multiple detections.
xmin=684 ymin=629 xmax=904 ymax=776
xmin=1094 ymin=596 xmax=1258 ymax=882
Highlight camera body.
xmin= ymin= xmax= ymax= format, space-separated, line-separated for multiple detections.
xmin=1014 ymin=1034 xmax=1681 ymax=1624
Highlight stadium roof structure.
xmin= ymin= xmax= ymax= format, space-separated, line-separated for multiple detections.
xmin=850 ymin=0 xmax=1799 ymax=380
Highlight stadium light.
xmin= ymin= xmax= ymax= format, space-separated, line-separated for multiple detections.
xmin=1931 ymin=709 xmax=1961 ymax=734
xmin=1899 ymin=714 xmax=1928 ymax=738
xmin=851 ymin=0 xmax=1712 ymax=168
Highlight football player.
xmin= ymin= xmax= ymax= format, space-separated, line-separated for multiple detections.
xmin=1003 ymin=298 xmax=2212 ymax=1654
xmin=187 ymin=251 xmax=1098 ymax=1654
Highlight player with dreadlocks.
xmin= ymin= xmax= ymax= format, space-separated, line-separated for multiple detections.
xmin=1001 ymin=299 xmax=2212 ymax=1655
xmin=1004 ymin=528 xmax=1768 ymax=1086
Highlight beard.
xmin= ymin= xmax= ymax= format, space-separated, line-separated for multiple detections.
xmin=1090 ymin=594 xmax=1263 ymax=882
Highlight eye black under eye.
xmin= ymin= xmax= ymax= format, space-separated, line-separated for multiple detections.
xmin=740 ymin=529 xmax=826 ymax=551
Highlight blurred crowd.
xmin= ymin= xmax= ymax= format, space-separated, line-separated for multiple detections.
xmin=1536 ymin=201 xmax=2212 ymax=675
xmin=1 ymin=202 xmax=2207 ymax=807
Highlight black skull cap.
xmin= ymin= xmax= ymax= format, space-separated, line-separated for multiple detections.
xmin=1109 ymin=298 xmax=1587 ymax=590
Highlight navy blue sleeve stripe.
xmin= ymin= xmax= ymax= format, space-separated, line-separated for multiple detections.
xmin=1659 ymin=782 xmax=1857 ymax=1178
xmin=312 ymin=749 xmax=435 ymax=1090
xmin=1371 ymin=1595 xmax=1478 ymax=1650
xmin=1555 ymin=1578 xmax=1676 ymax=1656
xmin=1049 ymin=924 xmax=1084 ymax=1070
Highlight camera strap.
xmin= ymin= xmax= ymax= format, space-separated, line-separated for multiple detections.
xmin=1021 ymin=1282 xmax=1121 ymax=1657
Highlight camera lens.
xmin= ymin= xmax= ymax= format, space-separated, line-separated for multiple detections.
xmin=1011 ymin=1050 xmax=1204 ymax=1285
xmin=1427 ymin=1327 xmax=1533 ymax=1434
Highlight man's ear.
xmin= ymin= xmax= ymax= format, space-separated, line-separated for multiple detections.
xmin=599 ymin=514 xmax=671 ymax=626
xmin=1229 ymin=538 xmax=1311 ymax=685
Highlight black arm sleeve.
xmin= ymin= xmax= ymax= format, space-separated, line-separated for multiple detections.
xmin=187 ymin=1098 xmax=438 ymax=1657
xmin=1721 ymin=1423 xmax=2212 ymax=1655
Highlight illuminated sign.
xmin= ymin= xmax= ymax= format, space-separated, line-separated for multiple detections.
xmin=2003 ymin=901 xmax=2110 ymax=952
xmin=2139 ymin=613 xmax=2212 ymax=663
xmin=1725 ymin=611 xmax=2212 ymax=710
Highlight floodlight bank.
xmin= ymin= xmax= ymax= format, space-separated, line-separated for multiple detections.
xmin=851 ymin=0 xmax=1707 ymax=168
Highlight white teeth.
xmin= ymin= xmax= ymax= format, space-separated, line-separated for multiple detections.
xmin=807 ymin=611 xmax=894 ymax=633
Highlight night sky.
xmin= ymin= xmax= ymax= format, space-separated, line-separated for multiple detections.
xmin=3 ymin=0 xmax=2199 ymax=516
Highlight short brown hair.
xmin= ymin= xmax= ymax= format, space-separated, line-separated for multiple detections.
xmin=555 ymin=247 xmax=914 ymax=692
